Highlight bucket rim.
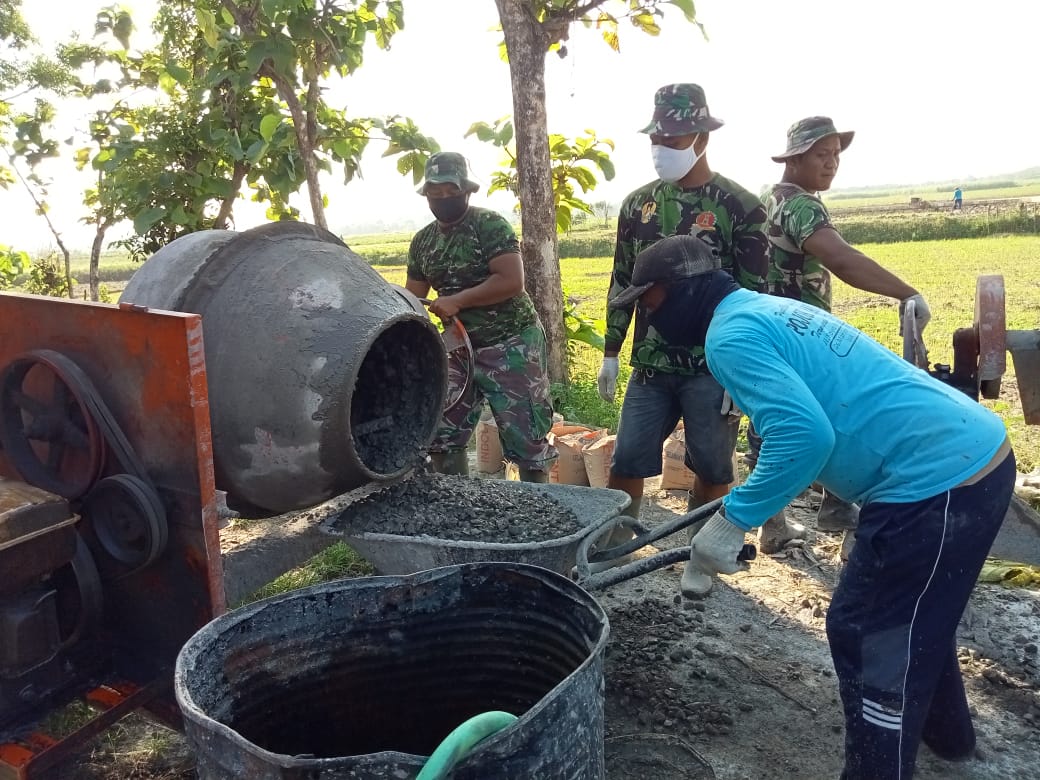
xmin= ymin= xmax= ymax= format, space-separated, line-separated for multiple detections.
xmin=173 ymin=562 xmax=610 ymax=770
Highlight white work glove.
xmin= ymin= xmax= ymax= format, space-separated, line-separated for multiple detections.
xmin=720 ymin=390 xmax=741 ymax=417
xmin=689 ymin=510 xmax=748 ymax=577
xmin=598 ymin=357 xmax=620 ymax=402
xmin=899 ymin=293 xmax=931 ymax=337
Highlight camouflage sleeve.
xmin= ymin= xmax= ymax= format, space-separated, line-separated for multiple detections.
xmin=406 ymin=231 xmax=426 ymax=282
xmin=780 ymin=194 xmax=832 ymax=251
xmin=731 ymin=200 xmax=769 ymax=293
xmin=603 ymin=208 xmax=637 ymax=353
xmin=476 ymin=211 xmax=521 ymax=259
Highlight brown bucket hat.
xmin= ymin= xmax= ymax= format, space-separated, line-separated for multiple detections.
xmin=771 ymin=116 xmax=854 ymax=162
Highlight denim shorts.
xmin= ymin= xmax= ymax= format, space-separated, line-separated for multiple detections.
xmin=611 ymin=369 xmax=739 ymax=484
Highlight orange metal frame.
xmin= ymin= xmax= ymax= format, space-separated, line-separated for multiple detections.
xmin=0 ymin=293 xmax=225 ymax=777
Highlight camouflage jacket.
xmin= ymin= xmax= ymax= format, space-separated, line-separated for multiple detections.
xmin=605 ymin=174 xmax=768 ymax=374
xmin=764 ymin=183 xmax=833 ymax=311
xmin=408 ymin=207 xmax=538 ymax=348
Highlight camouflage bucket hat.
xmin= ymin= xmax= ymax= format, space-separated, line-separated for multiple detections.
xmin=609 ymin=235 xmax=720 ymax=309
xmin=639 ymin=83 xmax=724 ymax=136
xmin=771 ymin=116 xmax=854 ymax=162
xmin=417 ymin=152 xmax=480 ymax=195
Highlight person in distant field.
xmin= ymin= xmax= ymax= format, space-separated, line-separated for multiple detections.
xmin=758 ymin=116 xmax=932 ymax=545
xmin=595 ymin=83 xmax=804 ymax=582
xmin=953 ymin=186 xmax=963 ymax=210
xmin=611 ymin=233 xmax=1014 ymax=780
xmin=406 ymin=152 xmax=557 ymax=482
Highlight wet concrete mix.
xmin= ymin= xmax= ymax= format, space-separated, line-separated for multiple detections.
xmin=334 ymin=472 xmax=583 ymax=543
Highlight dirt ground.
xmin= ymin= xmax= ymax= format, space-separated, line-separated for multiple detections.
xmin=38 ymin=476 xmax=1040 ymax=780
xmin=601 ymin=481 xmax=1040 ymax=780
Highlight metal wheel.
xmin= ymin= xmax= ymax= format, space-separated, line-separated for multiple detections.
xmin=975 ymin=275 xmax=1006 ymax=399
xmin=52 ymin=533 xmax=104 ymax=648
xmin=0 ymin=352 xmax=105 ymax=498
xmin=82 ymin=474 xmax=168 ymax=571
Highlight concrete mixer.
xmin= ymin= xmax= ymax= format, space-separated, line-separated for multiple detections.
xmin=119 ymin=222 xmax=448 ymax=514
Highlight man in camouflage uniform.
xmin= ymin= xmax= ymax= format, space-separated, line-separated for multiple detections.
xmin=597 ymin=83 xmax=803 ymax=586
xmin=762 ymin=116 xmax=932 ymax=542
xmin=406 ymin=152 xmax=557 ymax=482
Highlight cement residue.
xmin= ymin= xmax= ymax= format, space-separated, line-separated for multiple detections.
xmin=334 ymin=472 xmax=582 ymax=543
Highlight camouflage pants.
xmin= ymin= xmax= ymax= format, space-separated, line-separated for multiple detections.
xmin=431 ymin=325 xmax=558 ymax=471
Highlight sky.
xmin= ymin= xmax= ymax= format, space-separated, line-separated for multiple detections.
xmin=4 ymin=0 xmax=1039 ymax=252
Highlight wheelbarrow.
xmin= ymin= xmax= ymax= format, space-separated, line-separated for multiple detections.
xmin=329 ymin=481 xmax=632 ymax=576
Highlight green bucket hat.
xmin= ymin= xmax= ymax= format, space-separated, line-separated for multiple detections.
xmin=417 ymin=152 xmax=480 ymax=195
xmin=771 ymin=116 xmax=854 ymax=162
xmin=639 ymin=83 xmax=724 ymax=136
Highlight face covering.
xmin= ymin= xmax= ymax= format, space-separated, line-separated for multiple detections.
xmin=429 ymin=194 xmax=469 ymax=223
xmin=646 ymin=270 xmax=740 ymax=346
xmin=651 ymin=137 xmax=705 ymax=183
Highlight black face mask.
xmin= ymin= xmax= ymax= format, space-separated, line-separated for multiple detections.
xmin=646 ymin=271 xmax=740 ymax=346
xmin=429 ymin=195 xmax=469 ymax=223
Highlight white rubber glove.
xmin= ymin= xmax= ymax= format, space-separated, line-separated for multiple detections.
xmin=720 ymin=390 xmax=741 ymax=417
xmin=689 ymin=510 xmax=748 ymax=577
xmin=597 ymin=357 xmax=619 ymax=402
xmin=899 ymin=293 xmax=931 ymax=336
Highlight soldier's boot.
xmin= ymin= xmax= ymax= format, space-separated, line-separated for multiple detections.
xmin=518 ymin=468 xmax=549 ymax=483
xmin=429 ymin=449 xmax=470 ymax=477
xmin=585 ymin=497 xmax=640 ymax=574
xmin=757 ymin=508 xmax=806 ymax=554
xmin=816 ymin=488 xmax=860 ymax=531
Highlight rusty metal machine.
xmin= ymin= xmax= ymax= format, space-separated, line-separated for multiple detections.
xmin=0 ymin=223 xmax=451 ymax=777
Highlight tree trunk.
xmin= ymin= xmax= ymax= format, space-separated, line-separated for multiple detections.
xmin=263 ymin=65 xmax=328 ymax=231
xmin=494 ymin=0 xmax=567 ymax=383
xmin=214 ymin=162 xmax=247 ymax=229
xmin=89 ymin=223 xmax=107 ymax=302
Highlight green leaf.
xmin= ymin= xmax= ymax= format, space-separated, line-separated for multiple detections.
xmin=259 ymin=114 xmax=282 ymax=142
xmin=667 ymin=0 xmax=699 ymax=22
xmin=165 ymin=62 xmax=191 ymax=85
xmin=134 ymin=206 xmax=167 ymax=235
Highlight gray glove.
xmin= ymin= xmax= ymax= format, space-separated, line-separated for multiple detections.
xmin=690 ymin=510 xmax=748 ymax=577
xmin=597 ymin=357 xmax=619 ymax=402
xmin=720 ymin=390 xmax=741 ymax=417
xmin=899 ymin=293 xmax=931 ymax=336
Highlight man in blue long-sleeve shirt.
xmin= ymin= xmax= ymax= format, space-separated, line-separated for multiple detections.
xmin=609 ymin=234 xmax=1014 ymax=780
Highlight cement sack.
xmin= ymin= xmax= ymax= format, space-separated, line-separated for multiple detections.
xmin=660 ymin=426 xmax=697 ymax=491
xmin=582 ymin=434 xmax=616 ymax=489
xmin=555 ymin=429 xmax=605 ymax=486
xmin=475 ymin=416 xmax=504 ymax=474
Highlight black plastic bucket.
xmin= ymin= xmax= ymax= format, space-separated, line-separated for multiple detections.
xmin=174 ymin=563 xmax=610 ymax=779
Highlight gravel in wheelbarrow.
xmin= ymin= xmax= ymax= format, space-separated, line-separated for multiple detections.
xmin=325 ymin=472 xmax=630 ymax=576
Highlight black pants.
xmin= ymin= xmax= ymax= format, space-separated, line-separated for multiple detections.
xmin=827 ymin=452 xmax=1016 ymax=779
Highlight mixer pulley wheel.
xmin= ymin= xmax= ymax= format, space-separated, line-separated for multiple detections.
xmin=82 ymin=474 xmax=169 ymax=571
xmin=51 ymin=532 xmax=104 ymax=648
xmin=0 ymin=352 xmax=105 ymax=499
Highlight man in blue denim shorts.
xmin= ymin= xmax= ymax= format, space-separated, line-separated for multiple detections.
xmin=597 ymin=84 xmax=803 ymax=572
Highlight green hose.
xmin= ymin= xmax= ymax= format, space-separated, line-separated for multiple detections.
xmin=415 ymin=710 xmax=518 ymax=780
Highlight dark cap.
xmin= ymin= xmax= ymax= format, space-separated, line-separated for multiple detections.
xmin=771 ymin=116 xmax=854 ymax=162
xmin=609 ymin=235 xmax=720 ymax=309
xmin=417 ymin=152 xmax=480 ymax=195
xmin=640 ymin=83 xmax=724 ymax=136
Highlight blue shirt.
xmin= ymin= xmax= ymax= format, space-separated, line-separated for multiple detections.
xmin=707 ymin=289 xmax=1007 ymax=530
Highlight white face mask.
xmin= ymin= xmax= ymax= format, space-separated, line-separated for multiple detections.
xmin=651 ymin=138 xmax=704 ymax=182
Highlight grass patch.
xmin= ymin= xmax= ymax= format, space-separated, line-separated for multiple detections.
xmin=244 ymin=542 xmax=374 ymax=602
xmin=374 ymin=235 xmax=1040 ymax=471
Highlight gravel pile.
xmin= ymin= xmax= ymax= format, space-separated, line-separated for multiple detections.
xmin=336 ymin=472 xmax=583 ymax=544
